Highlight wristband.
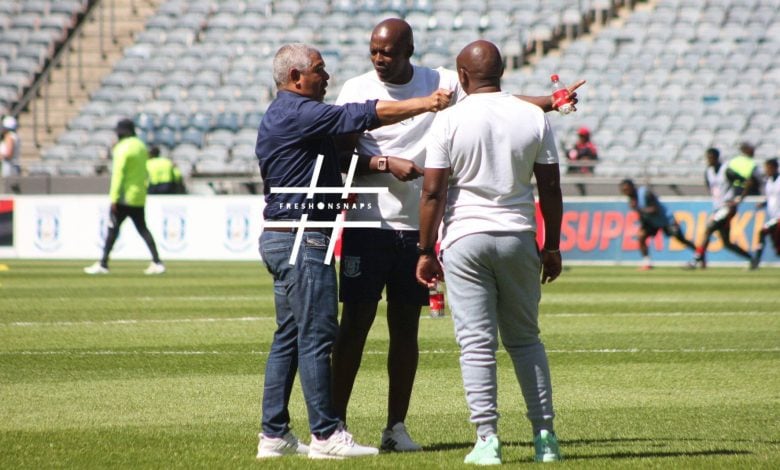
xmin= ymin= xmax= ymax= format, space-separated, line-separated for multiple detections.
xmin=543 ymin=248 xmax=560 ymax=253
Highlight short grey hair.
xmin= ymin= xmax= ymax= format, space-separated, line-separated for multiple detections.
xmin=273 ymin=43 xmax=319 ymax=88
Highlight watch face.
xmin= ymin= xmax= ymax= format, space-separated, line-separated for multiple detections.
xmin=377 ymin=158 xmax=387 ymax=171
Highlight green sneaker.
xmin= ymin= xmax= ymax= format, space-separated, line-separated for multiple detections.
xmin=534 ymin=430 xmax=561 ymax=462
xmin=464 ymin=435 xmax=502 ymax=465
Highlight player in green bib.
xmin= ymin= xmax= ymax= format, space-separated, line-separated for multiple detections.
xmin=84 ymin=118 xmax=165 ymax=275
xmin=147 ymin=145 xmax=184 ymax=194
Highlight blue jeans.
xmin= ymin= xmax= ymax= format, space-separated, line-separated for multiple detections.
xmin=259 ymin=230 xmax=340 ymax=438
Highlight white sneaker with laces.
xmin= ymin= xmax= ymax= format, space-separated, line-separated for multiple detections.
xmin=381 ymin=422 xmax=422 ymax=452
xmin=256 ymin=431 xmax=309 ymax=458
xmin=144 ymin=262 xmax=166 ymax=275
xmin=308 ymin=426 xmax=379 ymax=459
xmin=84 ymin=262 xmax=109 ymax=275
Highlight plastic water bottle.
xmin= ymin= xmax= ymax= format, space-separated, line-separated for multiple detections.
xmin=550 ymin=74 xmax=573 ymax=115
xmin=429 ymin=280 xmax=445 ymax=318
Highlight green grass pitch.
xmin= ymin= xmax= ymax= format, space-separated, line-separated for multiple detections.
xmin=1 ymin=260 xmax=778 ymax=469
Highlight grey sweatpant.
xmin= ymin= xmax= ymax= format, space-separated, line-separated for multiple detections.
xmin=442 ymin=231 xmax=555 ymax=437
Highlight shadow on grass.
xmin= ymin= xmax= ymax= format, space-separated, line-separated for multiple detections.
xmin=425 ymin=439 xmax=752 ymax=461
xmin=565 ymin=437 xmax=776 ymax=445
xmin=558 ymin=449 xmax=751 ymax=461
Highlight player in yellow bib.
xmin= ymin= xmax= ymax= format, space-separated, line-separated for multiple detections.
xmin=84 ymin=119 xmax=165 ymax=275
xmin=147 ymin=145 xmax=184 ymax=194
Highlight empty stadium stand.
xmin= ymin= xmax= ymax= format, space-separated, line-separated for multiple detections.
xmin=0 ymin=0 xmax=88 ymax=117
xmin=3 ymin=0 xmax=779 ymax=196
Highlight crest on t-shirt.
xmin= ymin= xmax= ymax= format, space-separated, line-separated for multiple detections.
xmin=341 ymin=256 xmax=362 ymax=278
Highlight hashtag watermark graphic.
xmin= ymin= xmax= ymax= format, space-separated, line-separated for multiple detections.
xmin=265 ymin=154 xmax=388 ymax=265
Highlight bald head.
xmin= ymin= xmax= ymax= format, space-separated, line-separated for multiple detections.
xmin=371 ymin=18 xmax=413 ymax=50
xmin=456 ymin=40 xmax=504 ymax=94
xmin=369 ymin=18 xmax=414 ymax=84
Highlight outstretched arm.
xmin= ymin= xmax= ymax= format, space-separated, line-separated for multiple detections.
xmin=375 ymin=89 xmax=452 ymax=125
xmin=516 ymin=79 xmax=586 ymax=113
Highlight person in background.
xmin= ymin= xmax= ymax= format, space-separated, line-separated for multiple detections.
xmin=750 ymin=158 xmax=780 ymax=269
xmin=254 ymin=42 xmax=451 ymax=460
xmin=84 ymin=118 xmax=165 ymax=275
xmin=619 ymin=179 xmax=697 ymax=270
xmin=687 ymin=147 xmax=754 ymax=269
xmin=416 ymin=40 xmax=563 ymax=465
xmin=565 ymin=126 xmax=597 ymax=175
xmin=0 ymin=116 xmax=20 ymax=177
xmin=147 ymin=145 xmax=185 ymax=194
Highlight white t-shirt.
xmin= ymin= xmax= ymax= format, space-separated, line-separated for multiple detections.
xmin=336 ymin=65 xmax=465 ymax=229
xmin=705 ymin=164 xmax=733 ymax=210
xmin=765 ymin=174 xmax=780 ymax=221
xmin=425 ymin=91 xmax=559 ymax=250
xmin=0 ymin=130 xmax=20 ymax=177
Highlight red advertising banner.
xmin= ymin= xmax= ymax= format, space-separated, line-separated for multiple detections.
xmin=0 ymin=198 xmax=12 ymax=247
xmin=537 ymin=199 xmax=777 ymax=265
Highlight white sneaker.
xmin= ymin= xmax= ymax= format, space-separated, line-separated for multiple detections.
xmin=308 ymin=426 xmax=379 ymax=459
xmin=381 ymin=422 xmax=422 ymax=452
xmin=256 ymin=431 xmax=309 ymax=458
xmin=84 ymin=262 xmax=109 ymax=275
xmin=144 ymin=262 xmax=166 ymax=275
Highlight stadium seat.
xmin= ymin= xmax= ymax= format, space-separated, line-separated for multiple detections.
xmin=161 ymin=113 xmax=187 ymax=133
xmin=207 ymin=129 xmax=235 ymax=148
xmin=171 ymin=142 xmax=200 ymax=163
xmin=67 ymin=114 xmax=97 ymax=132
xmin=153 ymin=127 xmax=178 ymax=149
xmin=231 ymin=143 xmax=257 ymax=162
xmin=189 ymin=112 xmax=213 ymax=132
xmin=214 ymin=112 xmax=240 ymax=133
xmin=41 ymin=144 xmax=73 ymax=161
xmin=86 ymin=130 xmax=116 ymax=149
xmin=181 ymin=127 xmax=205 ymax=148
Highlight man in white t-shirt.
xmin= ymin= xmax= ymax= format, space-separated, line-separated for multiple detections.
xmin=332 ymin=18 xmax=582 ymax=452
xmin=751 ymin=158 xmax=780 ymax=269
xmin=1 ymin=116 xmax=20 ymax=177
xmin=416 ymin=40 xmax=563 ymax=465
xmin=687 ymin=147 xmax=754 ymax=269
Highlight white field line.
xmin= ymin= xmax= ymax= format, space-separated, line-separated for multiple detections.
xmin=546 ymin=311 xmax=778 ymax=318
xmin=4 ymin=317 xmax=273 ymax=327
xmin=1 ymin=348 xmax=779 ymax=356
xmin=23 ymin=295 xmax=270 ymax=303
xmin=135 ymin=296 xmax=266 ymax=301
xmin=1 ymin=311 xmax=776 ymax=328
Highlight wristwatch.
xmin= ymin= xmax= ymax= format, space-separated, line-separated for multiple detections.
xmin=416 ymin=243 xmax=436 ymax=256
xmin=376 ymin=157 xmax=388 ymax=172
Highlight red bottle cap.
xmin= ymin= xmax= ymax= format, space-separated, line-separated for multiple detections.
xmin=551 ymin=74 xmax=559 ymax=81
